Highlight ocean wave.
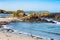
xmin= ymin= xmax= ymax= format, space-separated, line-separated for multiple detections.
xmin=44 ymin=18 xmax=60 ymax=24
xmin=0 ymin=25 xmax=15 ymax=33
xmin=0 ymin=25 xmax=31 ymax=36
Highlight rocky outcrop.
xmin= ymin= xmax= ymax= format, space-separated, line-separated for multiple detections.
xmin=54 ymin=13 xmax=60 ymax=20
xmin=0 ymin=9 xmax=60 ymax=23
xmin=0 ymin=10 xmax=6 ymax=13
xmin=0 ymin=21 xmax=9 ymax=25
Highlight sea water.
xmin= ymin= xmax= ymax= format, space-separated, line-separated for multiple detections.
xmin=0 ymin=14 xmax=60 ymax=40
xmin=6 ymin=22 xmax=60 ymax=40
xmin=0 ymin=14 xmax=11 ymax=17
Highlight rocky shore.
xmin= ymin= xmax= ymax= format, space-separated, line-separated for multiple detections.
xmin=0 ymin=10 xmax=60 ymax=40
xmin=0 ymin=17 xmax=59 ymax=25
xmin=0 ymin=9 xmax=60 ymax=23
xmin=0 ymin=25 xmax=53 ymax=40
xmin=0 ymin=24 xmax=44 ymax=40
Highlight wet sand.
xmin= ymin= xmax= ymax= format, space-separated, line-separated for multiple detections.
xmin=0 ymin=31 xmax=43 ymax=40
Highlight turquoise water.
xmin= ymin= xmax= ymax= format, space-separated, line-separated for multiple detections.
xmin=7 ymin=22 xmax=60 ymax=40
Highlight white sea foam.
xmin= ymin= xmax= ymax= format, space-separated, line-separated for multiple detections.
xmin=52 ymin=20 xmax=60 ymax=24
xmin=19 ymin=31 xmax=29 ymax=34
xmin=55 ymin=21 xmax=60 ymax=24
xmin=13 ymin=30 xmax=18 ymax=33
xmin=46 ymin=19 xmax=53 ymax=21
xmin=2 ymin=25 xmax=10 ymax=29
xmin=45 ymin=18 xmax=60 ymax=24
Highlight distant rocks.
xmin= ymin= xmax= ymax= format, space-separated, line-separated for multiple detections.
xmin=0 ymin=21 xmax=9 ymax=25
xmin=0 ymin=9 xmax=60 ymax=23
xmin=0 ymin=9 xmax=13 ymax=14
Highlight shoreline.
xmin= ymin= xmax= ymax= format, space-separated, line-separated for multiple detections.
xmin=0 ymin=18 xmax=60 ymax=40
xmin=0 ymin=30 xmax=43 ymax=40
xmin=0 ymin=29 xmax=58 ymax=40
xmin=0 ymin=25 xmax=54 ymax=40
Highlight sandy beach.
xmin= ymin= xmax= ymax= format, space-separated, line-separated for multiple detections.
xmin=0 ymin=31 xmax=43 ymax=40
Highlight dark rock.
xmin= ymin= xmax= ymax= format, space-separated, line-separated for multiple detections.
xmin=51 ymin=38 xmax=54 ymax=40
xmin=0 ymin=22 xmax=9 ymax=25
xmin=0 ymin=25 xmax=3 ymax=28
xmin=6 ymin=29 xmax=14 ymax=32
